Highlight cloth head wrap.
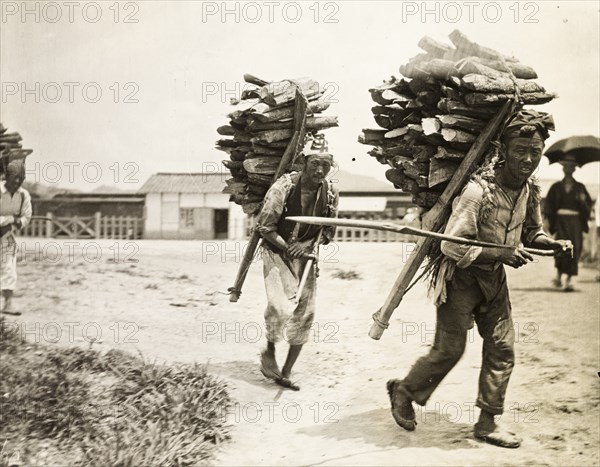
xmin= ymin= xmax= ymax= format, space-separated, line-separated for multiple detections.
xmin=304 ymin=134 xmax=334 ymax=162
xmin=503 ymin=109 xmax=555 ymax=141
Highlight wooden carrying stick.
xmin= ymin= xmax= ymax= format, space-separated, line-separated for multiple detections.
xmin=295 ymin=229 xmax=323 ymax=304
xmin=369 ymin=100 xmax=513 ymax=339
xmin=228 ymin=89 xmax=309 ymax=302
xmin=285 ymin=217 xmax=558 ymax=257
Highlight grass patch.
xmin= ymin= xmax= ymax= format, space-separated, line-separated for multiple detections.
xmin=0 ymin=319 xmax=230 ymax=466
xmin=331 ymin=268 xmax=362 ymax=281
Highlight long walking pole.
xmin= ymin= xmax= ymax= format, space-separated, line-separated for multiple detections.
xmin=295 ymin=229 xmax=323 ymax=304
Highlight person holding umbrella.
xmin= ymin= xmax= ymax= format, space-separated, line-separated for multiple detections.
xmin=544 ymin=136 xmax=599 ymax=291
xmin=545 ymin=155 xmax=593 ymax=291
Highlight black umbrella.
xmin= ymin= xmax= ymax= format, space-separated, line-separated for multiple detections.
xmin=544 ymin=135 xmax=600 ymax=166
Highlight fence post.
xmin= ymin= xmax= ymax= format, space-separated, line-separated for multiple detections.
xmin=94 ymin=212 xmax=101 ymax=239
xmin=46 ymin=212 xmax=53 ymax=238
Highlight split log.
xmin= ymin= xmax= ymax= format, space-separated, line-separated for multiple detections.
xmin=401 ymin=160 xmax=429 ymax=180
xmin=241 ymin=89 xmax=260 ymax=100
xmin=422 ymin=118 xmax=441 ymax=135
xmin=231 ymin=130 xmax=253 ymax=143
xmin=464 ymin=91 xmax=558 ymax=106
xmin=456 ymin=59 xmax=511 ymax=79
xmin=359 ymin=129 xmax=388 ymax=145
xmin=385 ymin=127 xmax=408 ymax=139
xmin=243 ymin=156 xmax=283 ymax=174
xmin=247 ymin=173 xmax=273 ymax=187
xmin=449 ymin=29 xmax=518 ymax=62
xmin=250 ymin=129 xmax=294 ymax=144
xmin=216 ymin=126 xmax=235 ymax=136
xmin=252 ymin=98 xmax=331 ymax=122
xmin=412 ymin=191 xmax=439 ymax=208
xmin=402 ymin=178 xmax=419 ymax=194
xmin=470 ymin=57 xmax=537 ymax=79
xmin=223 ymin=179 xmax=246 ymax=196
xmin=227 ymin=99 xmax=267 ymax=119
xmin=375 ymin=110 xmax=420 ymax=129
xmin=428 ymin=158 xmax=459 ymax=187
xmin=369 ymin=143 xmax=435 ymax=161
xmin=247 ymin=184 xmax=269 ymax=196
xmin=230 ymin=147 xmax=252 ymax=161
xmin=416 ymin=90 xmax=441 ymax=107
xmin=418 ymin=36 xmax=453 ymax=57
xmin=433 ymin=146 xmax=467 ymax=161
xmin=461 ymin=74 xmax=545 ymax=93
xmin=247 ymin=115 xmax=338 ymax=132
xmin=420 ymin=59 xmax=460 ymax=79
xmin=388 ymin=155 xmax=413 ymax=168
xmin=371 ymin=104 xmax=409 ymax=116
xmin=251 ymin=145 xmax=286 ymax=157
xmin=216 ymin=138 xmax=245 ymax=148
xmin=406 ymin=99 xmax=426 ymax=110
xmin=385 ymin=168 xmax=406 ymax=187
xmin=260 ymin=77 xmax=322 ymax=106
xmin=408 ymin=77 xmax=439 ymax=95
xmin=441 ymin=128 xmax=476 ymax=144
xmin=437 ymin=114 xmax=486 ymax=133
xmin=222 ymin=160 xmax=244 ymax=170
xmin=385 ymin=124 xmax=425 ymax=141
xmin=399 ymin=53 xmax=434 ymax=78
xmin=243 ymin=73 xmax=269 ymax=87
xmin=373 ymin=115 xmax=393 ymax=130
xmin=261 ymin=140 xmax=291 ymax=148
xmin=437 ymin=99 xmax=498 ymax=119
xmin=370 ymin=89 xmax=411 ymax=106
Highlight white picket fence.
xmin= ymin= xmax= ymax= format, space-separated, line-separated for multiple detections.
xmin=21 ymin=213 xmax=143 ymax=240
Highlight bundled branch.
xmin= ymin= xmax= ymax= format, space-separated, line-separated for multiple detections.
xmin=0 ymin=123 xmax=33 ymax=174
xmin=359 ymin=30 xmax=557 ymax=210
xmin=216 ymin=74 xmax=338 ymax=215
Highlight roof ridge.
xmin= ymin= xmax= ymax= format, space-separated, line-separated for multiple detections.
xmin=154 ymin=172 xmax=227 ymax=176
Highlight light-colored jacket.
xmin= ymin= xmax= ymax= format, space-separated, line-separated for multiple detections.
xmin=0 ymin=183 xmax=32 ymax=239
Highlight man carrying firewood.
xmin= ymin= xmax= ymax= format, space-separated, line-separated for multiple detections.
xmin=387 ymin=110 xmax=572 ymax=447
xmin=0 ymin=160 xmax=32 ymax=315
xmin=255 ymin=135 xmax=338 ymax=390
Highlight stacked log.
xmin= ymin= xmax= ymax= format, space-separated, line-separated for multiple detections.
xmin=359 ymin=30 xmax=557 ymax=209
xmin=0 ymin=123 xmax=33 ymax=174
xmin=216 ymin=74 xmax=338 ymax=215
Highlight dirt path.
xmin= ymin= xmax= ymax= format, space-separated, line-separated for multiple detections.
xmin=6 ymin=239 xmax=600 ymax=466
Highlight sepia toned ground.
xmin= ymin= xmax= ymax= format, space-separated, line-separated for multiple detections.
xmin=3 ymin=238 xmax=599 ymax=466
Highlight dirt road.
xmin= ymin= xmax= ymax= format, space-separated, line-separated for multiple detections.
xmin=6 ymin=239 xmax=600 ymax=466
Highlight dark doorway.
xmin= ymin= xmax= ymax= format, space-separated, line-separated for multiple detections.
xmin=214 ymin=209 xmax=229 ymax=239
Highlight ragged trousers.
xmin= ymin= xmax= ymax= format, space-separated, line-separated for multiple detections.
xmin=0 ymin=236 xmax=17 ymax=291
xmin=262 ymin=247 xmax=317 ymax=346
xmin=401 ymin=265 xmax=515 ymax=415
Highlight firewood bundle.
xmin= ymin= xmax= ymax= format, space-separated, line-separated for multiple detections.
xmin=0 ymin=123 xmax=33 ymax=175
xmin=216 ymin=74 xmax=338 ymax=215
xmin=359 ymin=30 xmax=557 ymax=209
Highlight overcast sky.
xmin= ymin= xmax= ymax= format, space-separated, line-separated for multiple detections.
xmin=1 ymin=1 xmax=599 ymax=192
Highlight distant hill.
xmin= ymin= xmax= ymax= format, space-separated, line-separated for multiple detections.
xmin=90 ymin=185 xmax=137 ymax=194
xmin=22 ymin=181 xmax=79 ymax=199
xmin=328 ymin=169 xmax=395 ymax=193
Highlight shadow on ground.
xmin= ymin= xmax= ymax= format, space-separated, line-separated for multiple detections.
xmin=298 ymin=407 xmax=478 ymax=451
